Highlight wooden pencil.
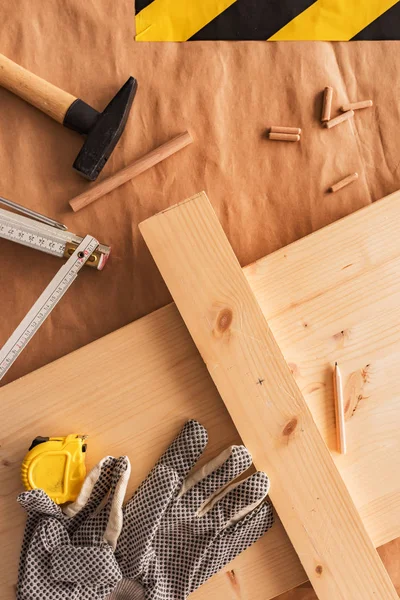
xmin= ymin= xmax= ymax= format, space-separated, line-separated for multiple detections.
xmin=324 ymin=110 xmax=354 ymax=129
xmin=341 ymin=100 xmax=373 ymax=112
xmin=333 ymin=362 xmax=347 ymax=454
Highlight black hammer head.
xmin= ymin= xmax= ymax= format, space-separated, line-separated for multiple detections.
xmin=63 ymin=77 xmax=137 ymax=181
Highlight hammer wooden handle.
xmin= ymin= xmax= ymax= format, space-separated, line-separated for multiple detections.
xmin=0 ymin=53 xmax=76 ymax=123
xmin=69 ymin=131 xmax=193 ymax=212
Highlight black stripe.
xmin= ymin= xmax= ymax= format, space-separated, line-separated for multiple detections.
xmin=136 ymin=0 xmax=154 ymax=14
xmin=190 ymin=0 xmax=317 ymax=41
xmin=352 ymin=1 xmax=400 ymax=40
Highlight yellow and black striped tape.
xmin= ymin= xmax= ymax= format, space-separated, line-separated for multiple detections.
xmin=135 ymin=0 xmax=400 ymax=41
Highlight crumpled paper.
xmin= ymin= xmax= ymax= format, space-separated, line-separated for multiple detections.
xmin=0 ymin=1 xmax=399 ymax=598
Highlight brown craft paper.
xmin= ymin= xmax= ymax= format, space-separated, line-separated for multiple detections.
xmin=0 ymin=1 xmax=400 ymax=598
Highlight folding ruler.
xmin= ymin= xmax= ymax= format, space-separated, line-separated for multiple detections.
xmin=0 ymin=197 xmax=110 ymax=381
xmin=0 ymin=196 xmax=110 ymax=269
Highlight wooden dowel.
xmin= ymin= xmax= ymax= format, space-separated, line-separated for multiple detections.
xmin=268 ymin=133 xmax=300 ymax=142
xmin=324 ymin=110 xmax=354 ymax=129
xmin=321 ymin=86 xmax=333 ymax=122
xmin=329 ymin=172 xmax=358 ymax=193
xmin=333 ymin=362 xmax=347 ymax=454
xmin=269 ymin=126 xmax=301 ymax=135
xmin=69 ymin=131 xmax=193 ymax=212
xmin=341 ymin=100 xmax=373 ymax=112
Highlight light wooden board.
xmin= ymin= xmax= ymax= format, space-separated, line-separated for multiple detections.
xmin=1 ymin=190 xmax=400 ymax=599
xmin=139 ymin=192 xmax=398 ymax=600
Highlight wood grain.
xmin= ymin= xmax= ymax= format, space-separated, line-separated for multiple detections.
xmin=139 ymin=191 xmax=398 ymax=600
xmin=0 ymin=53 xmax=75 ymax=123
xmin=2 ymin=190 xmax=400 ymax=599
xmin=69 ymin=132 xmax=193 ymax=212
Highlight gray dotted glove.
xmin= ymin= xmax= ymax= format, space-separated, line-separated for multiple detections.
xmin=17 ymin=455 xmax=131 ymax=600
xmin=112 ymin=420 xmax=274 ymax=600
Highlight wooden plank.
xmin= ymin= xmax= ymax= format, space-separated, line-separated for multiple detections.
xmin=0 ymin=307 xmax=305 ymax=600
xmin=2 ymin=190 xmax=400 ymax=600
xmin=247 ymin=189 xmax=400 ymax=549
xmin=139 ymin=191 xmax=398 ymax=600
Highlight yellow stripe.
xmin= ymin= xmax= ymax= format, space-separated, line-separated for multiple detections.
xmin=136 ymin=0 xmax=237 ymax=41
xmin=268 ymin=0 xmax=399 ymax=41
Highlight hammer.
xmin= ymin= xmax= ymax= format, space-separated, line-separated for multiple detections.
xmin=0 ymin=53 xmax=137 ymax=180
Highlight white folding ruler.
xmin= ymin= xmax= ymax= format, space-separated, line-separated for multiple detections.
xmin=0 ymin=235 xmax=99 ymax=381
xmin=0 ymin=196 xmax=110 ymax=270
xmin=0 ymin=197 xmax=110 ymax=381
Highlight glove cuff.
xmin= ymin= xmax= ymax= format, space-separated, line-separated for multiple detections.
xmin=107 ymin=578 xmax=145 ymax=600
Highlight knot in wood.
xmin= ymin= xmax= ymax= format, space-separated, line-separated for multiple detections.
xmin=283 ymin=417 xmax=298 ymax=437
xmin=315 ymin=565 xmax=323 ymax=575
xmin=216 ymin=308 xmax=233 ymax=333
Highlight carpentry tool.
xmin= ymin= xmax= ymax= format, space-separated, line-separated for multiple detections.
xmin=69 ymin=131 xmax=193 ymax=212
xmin=21 ymin=434 xmax=87 ymax=504
xmin=0 ymin=53 xmax=137 ymax=180
xmin=0 ymin=196 xmax=110 ymax=269
xmin=0 ymin=235 xmax=99 ymax=382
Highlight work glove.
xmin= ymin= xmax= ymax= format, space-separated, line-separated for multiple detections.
xmin=17 ymin=455 xmax=131 ymax=600
xmin=111 ymin=420 xmax=274 ymax=600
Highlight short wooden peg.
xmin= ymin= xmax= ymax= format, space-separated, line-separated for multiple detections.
xmin=269 ymin=133 xmax=300 ymax=142
xmin=269 ymin=126 xmax=302 ymax=135
xmin=341 ymin=100 xmax=373 ymax=112
xmin=329 ymin=172 xmax=358 ymax=193
xmin=321 ymin=86 xmax=334 ymax=122
xmin=324 ymin=110 xmax=354 ymax=129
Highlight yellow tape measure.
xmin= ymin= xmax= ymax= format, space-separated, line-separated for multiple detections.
xmin=21 ymin=434 xmax=87 ymax=504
